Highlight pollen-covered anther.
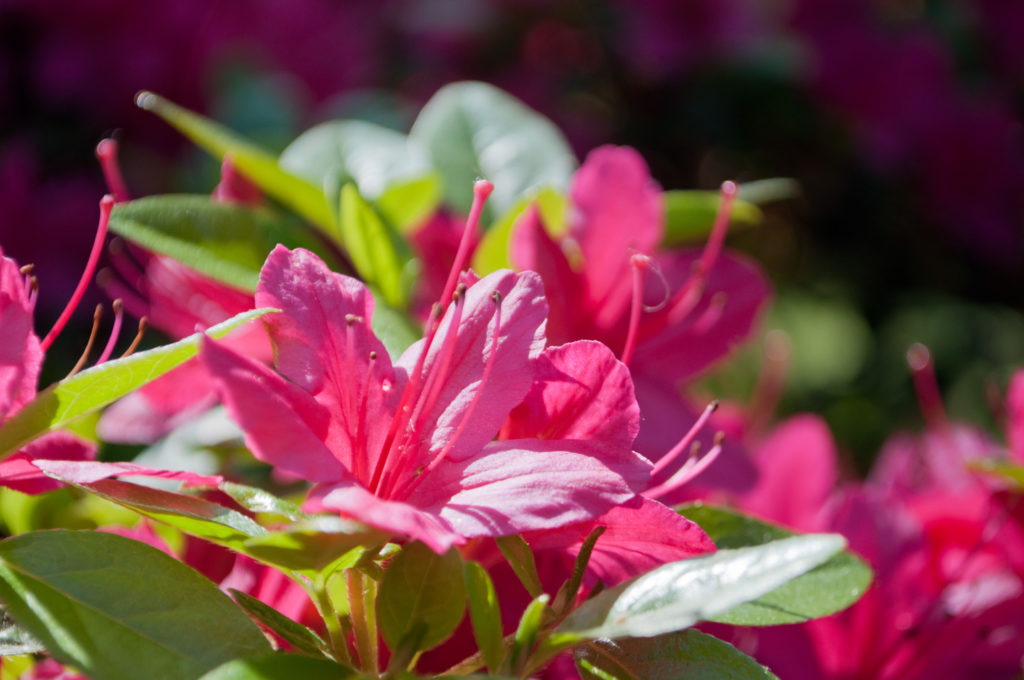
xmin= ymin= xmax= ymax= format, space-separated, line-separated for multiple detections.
xmin=345 ymin=313 xmax=364 ymax=326
xmin=491 ymin=290 xmax=502 ymax=304
xmin=19 ymin=264 xmax=34 ymax=276
xmin=453 ymin=282 xmax=467 ymax=303
xmin=369 ymin=351 xmax=377 ymax=361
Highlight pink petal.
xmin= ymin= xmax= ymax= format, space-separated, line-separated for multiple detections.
xmin=256 ymin=246 xmax=400 ymax=482
xmin=32 ymin=459 xmax=222 ymax=487
xmin=501 ymin=340 xmax=639 ymax=451
xmin=309 ymin=481 xmax=462 ymax=553
xmin=200 ymin=337 xmax=351 ymax=484
xmin=0 ymin=249 xmax=41 ymax=419
xmin=0 ymin=431 xmax=96 ymax=495
xmin=407 ymin=438 xmax=651 ymax=539
xmin=394 ymin=270 xmax=547 ymax=471
xmin=569 ymin=146 xmax=664 ymax=332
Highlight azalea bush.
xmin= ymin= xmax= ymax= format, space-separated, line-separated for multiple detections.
xmin=0 ymin=81 xmax=1020 ymax=680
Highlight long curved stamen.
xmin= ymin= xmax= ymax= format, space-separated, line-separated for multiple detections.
xmin=666 ymin=181 xmax=738 ymax=325
xmin=620 ymin=254 xmax=649 ymax=366
xmin=651 ymin=400 xmax=719 ymax=477
xmin=95 ymin=299 xmax=125 ymax=365
xmin=439 ymin=179 xmax=493 ymax=310
xmin=41 ymin=195 xmax=114 ymax=351
xmin=646 ymin=432 xmax=724 ymax=499
xmin=65 ymin=305 xmax=103 ymax=378
xmin=120 ymin=317 xmax=148 ymax=358
xmin=907 ymin=343 xmax=948 ymax=429
xmin=395 ymin=291 xmax=504 ymax=500
xmin=95 ymin=139 xmax=131 ymax=203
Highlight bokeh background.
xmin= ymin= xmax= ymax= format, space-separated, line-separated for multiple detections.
xmin=2 ymin=0 xmax=1023 ymax=470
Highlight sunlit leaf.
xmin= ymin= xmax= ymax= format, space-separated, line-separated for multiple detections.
xmin=241 ymin=516 xmax=387 ymax=573
xmin=472 ymin=186 xmax=566 ymax=275
xmin=507 ymin=594 xmax=549 ymax=676
xmin=229 ymin=590 xmax=332 ymax=659
xmin=0 ymin=530 xmax=270 ymax=680
xmin=0 ymin=608 xmax=44 ymax=657
xmin=0 ymin=308 xmax=274 ymax=457
xmin=463 ymin=561 xmax=505 ymax=672
xmin=662 ymin=191 xmax=762 ymax=245
xmin=410 ymin=81 xmax=576 ymax=221
xmin=220 ymin=481 xmax=307 ymax=521
xmin=197 ymin=653 xmax=357 ymax=680
xmin=339 ymin=184 xmax=412 ymax=308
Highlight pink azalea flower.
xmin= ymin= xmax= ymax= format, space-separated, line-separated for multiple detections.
xmin=201 ymin=245 xmax=652 ymax=553
xmin=510 ymin=145 xmax=770 ymax=498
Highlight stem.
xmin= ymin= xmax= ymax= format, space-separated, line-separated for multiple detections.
xmin=346 ymin=568 xmax=378 ymax=673
xmin=310 ymin=578 xmax=352 ymax=666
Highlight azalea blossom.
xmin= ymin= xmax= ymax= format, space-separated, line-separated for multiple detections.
xmin=202 ymin=244 xmax=653 ymax=552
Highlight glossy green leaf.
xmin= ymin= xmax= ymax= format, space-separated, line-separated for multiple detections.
xmin=552 ymin=534 xmax=845 ymax=642
xmin=507 ymin=594 xmax=549 ymax=676
xmin=553 ymin=526 xmax=605 ymax=615
xmin=410 ymin=81 xmax=577 ymax=220
xmin=0 ymin=530 xmax=270 ymax=680
xmin=377 ymin=542 xmax=466 ymax=653
xmin=0 ymin=608 xmax=44 ymax=656
xmin=279 ymin=119 xmax=439 ymax=228
xmin=109 ymin=195 xmax=323 ymax=292
xmin=471 ymin=186 xmax=566 ymax=275
xmin=463 ymin=561 xmax=504 ymax=672
xmin=241 ymin=516 xmax=387 ymax=573
xmin=339 ymin=184 xmax=412 ymax=308
xmin=677 ymin=503 xmax=873 ymax=625
xmin=0 ymin=308 xmax=273 ymax=457
xmin=662 ymin=191 xmax=762 ymax=245
xmin=229 ymin=590 xmax=332 ymax=659
xmin=219 ymin=481 xmax=307 ymax=521
xmin=197 ymin=653 xmax=356 ymax=680
xmin=137 ymin=91 xmax=333 ymax=231
xmin=575 ymin=630 xmax=778 ymax=680
xmin=496 ymin=534 xmax=544 ymax=599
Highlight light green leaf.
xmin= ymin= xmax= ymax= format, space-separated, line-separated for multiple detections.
xmin=240 ymin=516 xmax=387 ymax=573
xmin=0 ymin=308 xmax=274 ymax=457
xmin=677 ymin=504 xmax=873 ymax=625
xmin=0 ymin=530 xmax=270 ymax=680
xmin=229 ymin=590 xmax=332 ymax=659
xmin=410 ymin=81 xmax=577 ymax=221
xmin=339 ymin=184 xmax=412 ymax=308
xmin=471 ymin=186 xmax=566 ymax=275
xmin=377 ymin=174 xmax=443 ymax=233
xmin=109 ymin=195 xmax=325 ymax=292
xmin=0 ymin=608 xmax=44 ymax=657
xmin=496 ymin=534 xmax=544 ymax=599
xmin=507 ymin=594 xmax=549 ymax=676
xmin=197 ymin=653 xmax=357 ymax=680
xmin=137 ymin=92 xmax=333 ymax=231
xmin=552 ymin=534 xmax=845 ymax=642
xmin=369 ymin=294 xmax=421 ymax=362
xmin=377 ymin=542 xmax=466 ymax=653
xmin=969 ymin=459 xmax=1024 ymax=489
xmin=663 ymin=191 xmax=762 ymax=245
xmin=575 ymin=630 xmax=778 ymax=680
xmin=219 ymin=481 xmax=307 ymax=521
xmin=463 ymin=561 xmax=504 ymax=672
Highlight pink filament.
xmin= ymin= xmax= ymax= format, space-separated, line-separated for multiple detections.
xmin=620 ymin=254 xmax=650 ymax=367
xmin=41 ymin=195 xmax=114 ymax=351
xmin=907 ymin=343 xmax=948 ymax=429
xmin=646 ymin=434 xmax=724 ymax=499
xmin=95 ymin=139 xmax=131 ymax=203
xmin=439 ymin=179 xmax=493 ymax=309
xmin=95 ymin=299 xmax=125 ymax=365
xmin=651 ymin=400 xmax=720 ymax=477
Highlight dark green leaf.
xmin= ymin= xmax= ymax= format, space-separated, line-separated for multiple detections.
xmin=575 ymin=630 xmax=778 ymax=680
xmin=552 ymin=534 xmax=845 ymax=642
xmin=0 ymin=308 xmax=273 ymax=457
xmin=0 ymin=530 xmax=270 ymax=680
xmin=496 ymin=534 xmax=544 ymax=599
xmin=377 ymin=542 xmax=466 ymax=653
xmin=229 ymin=590 xmax=332 ymax=659
xmin=553 ymin=526 xmax=605 ymax=615
xmin=0 ymin=607 xmax=45 ymax=656
xmin=109 ymin=195 xmax=324 ymax=292
xmin=677 ymin=504 xmax=873 ymax=625
xmin=409 ymin=81 xmax=576 ymax=220
xmin=463 ymin=561 xmax=504 ymax=672
xmin=137 ymin=92 xmax=333 ymax=231
xmin=196 ymin=653 xmax=357 ymax=680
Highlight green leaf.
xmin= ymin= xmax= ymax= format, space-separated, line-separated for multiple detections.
xmin=410 ymin=81 xmax=577 ymax=221
xmin=552 ymin=534 xmax=845 ymax=642
xmin=969 ymin=459 xmax=1024 ymax=489
xmin=220 ymin=481 xmax=307 ymax=521
xmin=137 ymin=92 xmax=333 ymax=231
xmin=0 ymin=308 xmax=274 ymax=457
xmin=229 ymin=590 xmax=332 ymax=659
xmin=471 ymin=186 xmax=566 ymax=275
xmin=662 ymin=191 xmax=762 ymax=246
xmin=369 ymin=294 xmax=421 ymax=362
xmin=506 ymin=594 xmax=549 ymax=676
xmin=553 ymin=526 xmax=605 ymax=615
xmin=736 ymin=178 xmax=801 ymax=205
xmin=463 ymin=561 xmax=504 ymax=672
xmin=241 ymin=516 xmax=387 ymax=573
xmin=575 ymin=630 xmax=778 ymax=680
xmin=279 ymin=119 xmax=439 ymax=229
xmin=53 ymin=478 xmax=264 ymax=548
xmin=0 ymin=608 xmax=44 ymax=656
xmin=339 ymin=184 xmax=412 ymax=308
xmin=496 ymin=534 xmax=544 ymax=599
xmin=677 ymin=503 xmax=873 ymax=625
xmin=109 ymin=195 xmax=324 ymax=292
xmin=0 ymin=530 xmax=270 ymax=680
xmin=377 ymin=542 xmax=466 ymax=653
xmin=197 ymin=653 xmax=357 ymax=680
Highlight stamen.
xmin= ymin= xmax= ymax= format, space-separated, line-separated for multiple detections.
xmin=66 ymin=305 xmax=103 ymax=377
xmin=651 ymin=400 xmax=719 ymax=477
xmin=439 ymin=179 xmax=493 ymax=310
xmin=27 ymin=276 xmax=38 ymax=306
xmin=620 ymin=254 xmax=649 ymax=367
xmin=642 ymin=261 xmax=671 ymax=313
xmin=120 ymin=317 xmax=147 ymax=358
xmin=95 ymin=299 xmax=125 ymax=365
xmin=907 ymin=343 xmax=948 ymax=429
xmin=19 ymin=264 xmax=34 ymax=276
xmin=747 ymin=330 xmax=791 ymax=436
xmin=41 ymin=195 xmax=114 ymax=351
xmin=95 ymin=139 xmax=131 ymax=203
xmin=646 ymin=432 xmax=725 ymax=499
xmin=693 ymin=291 xmax=727 ymax=334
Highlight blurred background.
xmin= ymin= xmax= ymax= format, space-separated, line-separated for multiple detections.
xmin=2 ymin=0 xmax=1023 ymax=471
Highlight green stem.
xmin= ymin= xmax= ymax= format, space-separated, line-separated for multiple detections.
xmin=346 ymin=568 xmax=378 ymax=673
xmin=310 ymin=578 xmax=352 ymax=667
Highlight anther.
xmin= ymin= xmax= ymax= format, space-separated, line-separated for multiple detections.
xmin=369 ymin=351 xmax=377 ymax=361
xmin=651 ymin=400 xmax=720 ymax=477
xmin=453 ymin=283 xmax=467 ymax=303
xmin=345 ymin=313 xmax=364 ymax=326
xmin=19 ymin=264 xmax=33 ymax=276
xmin=121 ymin=317 xmax=147 ymax=358
xmin=646 ymin=430 xmax=725 ymax=500
xmin=491 ymin=290 xmax=502 ymax=304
